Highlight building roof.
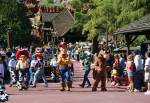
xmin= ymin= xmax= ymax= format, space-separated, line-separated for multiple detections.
xmin=52 ymin=9 xmax=75 ymax=36
xmin=113 ymin=46 xmax=140 ymax=52
xmin=114 ymin=14 xmax=150 ymax=35
xmin=42 ymin=12 xmax=59 ymax=22
xmin=41 ymin=9 xmax=74 ymax=36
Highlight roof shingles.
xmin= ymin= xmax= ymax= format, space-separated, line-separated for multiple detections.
xmin=114 ymin=14 xmax=150 ymax=35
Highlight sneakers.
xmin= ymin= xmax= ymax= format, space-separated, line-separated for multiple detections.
xmin=31 ymin=85 xmax=36 ymax=88
xmin=79 ymin=84 xmax=84 ymax=88
xmin=44 ymin=84 xmax=48 ymax=87
xmin=85 ymin=85 xmax=91 ymax=88
xmin=9 ymin=84 xmax=13 ymax=87
xmin=144 ymin=91 xmax=150 ymax=95
xmin=134 ymin=89 xmax=140 ymax=92
xmin=115 ymin=83 xmax=120 ymax=86
xmin=67 ymin=87 xmax=70 ymax=91
xmin=60 ymin=88 xmax=65 ymax=91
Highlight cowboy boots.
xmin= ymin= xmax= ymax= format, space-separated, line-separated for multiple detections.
xmin=67 ymin=81 xmax=72 ymax=91
xmin=60 ymin=82 xmax=66 ymax=91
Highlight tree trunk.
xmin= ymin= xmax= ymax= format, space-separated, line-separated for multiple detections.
xmin=7 ymin=29 xmax=13 ymax=49
xmin=92 ymin=36 xmax=99 ymax=54
xmin=125 ymin=34 xmax=130 ymax=56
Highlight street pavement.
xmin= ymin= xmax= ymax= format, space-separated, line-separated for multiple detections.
xmin=6 ymin=61 xmax=150 ymax=103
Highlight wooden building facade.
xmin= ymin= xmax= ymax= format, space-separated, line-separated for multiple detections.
xmin=23 ymin=0 xmax=75 ymax=45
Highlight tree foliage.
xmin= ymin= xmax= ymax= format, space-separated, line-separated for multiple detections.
xmin=70 ymin=0 xmax=86 ymax=33
xmin=71 ymin=0 xmax=150 ymax=41
xmin=0 ymin=0 xmax=31 ymax=47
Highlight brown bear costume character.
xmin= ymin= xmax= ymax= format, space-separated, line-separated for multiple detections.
xmin=92 ymin=53 xmax=107 ymax=91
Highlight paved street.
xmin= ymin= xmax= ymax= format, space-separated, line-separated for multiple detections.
xmin=1 ymin=1 xmax=150 ymax=103
xmin=6 ymin=61 xmax=150 ymax=103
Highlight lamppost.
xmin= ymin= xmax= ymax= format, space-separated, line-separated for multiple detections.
xmin=7 ymin=28 xmax=13 ymax=49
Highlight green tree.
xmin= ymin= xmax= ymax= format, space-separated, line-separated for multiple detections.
xmin=0 ymin=0 xmax=31 ymax=47
xmin=82 ymin=0 xmax=149 ymax=40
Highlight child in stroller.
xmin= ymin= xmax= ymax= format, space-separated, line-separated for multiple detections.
xmin=111 ymin=64 xmax=120 ymax=86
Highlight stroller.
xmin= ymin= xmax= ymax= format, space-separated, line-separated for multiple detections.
xmin=50 ymin=57 xmax=61 ymax=82
xmin=50 ymin=66 xmax=61 ymax=82
xmin=120 ymin=70 xmax=129 ymax=86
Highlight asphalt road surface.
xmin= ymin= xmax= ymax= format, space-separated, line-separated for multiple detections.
xmin=6 ymin=61 xmax=150 ymax=103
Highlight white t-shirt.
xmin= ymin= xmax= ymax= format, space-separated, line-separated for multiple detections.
xmin=30 ymin=60 xmax=37 ymax=68
xmin=50 ymin=59 xmax=58 ymax=67
xmin=8 ymin=59 xmax=18 ymax=68
xmin=145 ymin=58 xmax=150 ymax=70
xmin=134 ymin=55 xmax=143 ymax=70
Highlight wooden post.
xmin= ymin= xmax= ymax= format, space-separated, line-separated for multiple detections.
xmin=146 ymin=34 xmax=150 ymax=51
xmin=125 ymin=34 xmax=130 ymax=56
xmin=7 ymin=28 xmax=13 ymax=49
xmin=106 ymin=32 xmax=109 ymax=48
xmin=92 ymin=35 xmax=99 ymax=54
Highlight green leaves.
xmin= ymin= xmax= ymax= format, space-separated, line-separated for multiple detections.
xmin=80 ymin=0 xmax=149 ymax=40
xmin=0 ymin=0 xmax=31 ymax=47
xmin=71 ymin=0 xmax=83 ymax=12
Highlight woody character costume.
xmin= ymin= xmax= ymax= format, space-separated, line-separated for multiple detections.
xmin=57 ymin=42 xmax=72 ymax=91
xmin=16 ymin=49 xmax=30 ymax=90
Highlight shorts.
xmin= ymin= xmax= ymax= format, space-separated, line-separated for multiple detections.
xmin=127 ymin=69 xmax=134 ymax=77
xmin=145 ymin=72 xmax=150 ymax=82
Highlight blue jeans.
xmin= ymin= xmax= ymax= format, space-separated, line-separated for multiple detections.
xmin=29 ymin=67 xmax=36 ymax=85
xmin=60 ymin=68 xmax=71 ymax=82
xmin=32 ymin=68 xmax=48 ymax=86
xmin=134 ymin=70 xmax=144 ymax=90
xmin=82 ymin=68 xmax=91 ymax=86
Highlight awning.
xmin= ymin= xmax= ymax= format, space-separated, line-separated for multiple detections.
xmin=114 ymin=14 xmax=150 ymax=35
xmin=113 ymin=46 xmax=140 ymax=52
